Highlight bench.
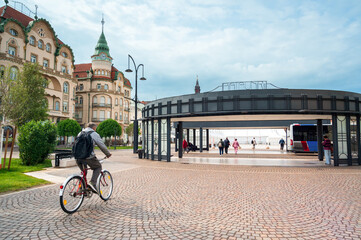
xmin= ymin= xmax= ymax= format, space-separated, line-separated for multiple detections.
xmin=51 ymin=150 xmax=77 ymax=168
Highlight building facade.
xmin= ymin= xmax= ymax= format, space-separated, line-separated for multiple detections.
xmin=0 ymin=4 xmax=77 ymax=123
xmin=73 ymin=22 xmax=132 ymax=139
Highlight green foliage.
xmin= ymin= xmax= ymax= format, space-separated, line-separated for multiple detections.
xmin=0 ymin=158 xmax=51 ymax=193
xmin=18 ymin=120 xmax=57 ymax=165
xmin=125 ymin=123 xmax=140 ymax=137
xmin=57 ymin=119 xmax=81 ymax=137
xmin=4 ymin=63 xmax=48 ymax=126
xmin=97 ymin=119 xmax=122 ymax=138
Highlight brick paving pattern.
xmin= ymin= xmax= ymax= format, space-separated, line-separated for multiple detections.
xmin=1 ymin=154 xmax=361 ymax=239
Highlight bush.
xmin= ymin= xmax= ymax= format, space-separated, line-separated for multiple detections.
xmin=18 ymin=120 xmax=58 ymax=165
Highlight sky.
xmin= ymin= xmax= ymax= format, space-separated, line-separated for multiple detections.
xmin=13 ymin=0 xmax=361 ymax=102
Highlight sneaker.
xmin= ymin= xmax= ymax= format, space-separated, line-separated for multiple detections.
xmin=87 ymin=183 xmax=98 ymax=194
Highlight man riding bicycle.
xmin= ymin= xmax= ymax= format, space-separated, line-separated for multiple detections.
xmin=75 ymin=123 xmax=112 ymax=193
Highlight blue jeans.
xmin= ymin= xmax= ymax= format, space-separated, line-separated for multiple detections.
xmin=219 ymin=147 xmax=224 ymax=155
xmin=324 ymin=149 xmax=331 ymax=164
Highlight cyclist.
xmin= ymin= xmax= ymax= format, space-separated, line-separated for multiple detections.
xmin=76 ymin=122 xmax=112 ymax=193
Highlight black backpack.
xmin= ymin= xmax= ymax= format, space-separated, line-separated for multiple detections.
xmin=72 ymin=131 xmax=94 ymax=159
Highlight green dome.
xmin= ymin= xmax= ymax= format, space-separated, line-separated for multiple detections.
xmin=94 ymin=31 xmax=110 ymax=57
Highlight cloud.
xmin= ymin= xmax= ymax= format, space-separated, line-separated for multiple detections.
xmin=19 ymin=0 xmax=361 ymax=100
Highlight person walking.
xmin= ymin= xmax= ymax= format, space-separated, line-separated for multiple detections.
xmin=232 ymin=139 xmax=240 ymax=155
xmin=75 ymin=123 xmax=112 ymax=193
xmin=218 ymin=139 xmax=224 ymax=155
xmin=322 ymin=135 xmax=332 ymax=165
xmin=251 ymin=137 xmax=256 ymax=150
xmin=279 ymin=138 xmax=285 ymax=150
xmin=224 ymin=137 xmax=230 ymax=154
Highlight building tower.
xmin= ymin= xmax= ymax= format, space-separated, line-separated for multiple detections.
xmin=195 ymin=75 xmax=200 ymax=94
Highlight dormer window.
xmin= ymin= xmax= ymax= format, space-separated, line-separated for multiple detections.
xmin=97 ymin=83 xmax=101 ymax=89
xmin=104 ymin=84 xmax=108 ymax=90
xmin=9 ymin=29 xmax=18 ymax=36
xmin=8 ymin=46 xmax=16 ymax=56
xmin=62 ymin=52 xmax=68 ymax=58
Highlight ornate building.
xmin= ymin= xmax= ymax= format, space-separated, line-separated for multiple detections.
xmin=0 ymin=3 xmax=77 ymax=123
xmin=73 ymin=19 xmax=132 ymax=138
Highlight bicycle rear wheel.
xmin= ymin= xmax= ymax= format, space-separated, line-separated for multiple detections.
xmin=97 ymin=170 xmax=113 ymax=201
xmin=60 ymin=176 xmax=85 ymax=214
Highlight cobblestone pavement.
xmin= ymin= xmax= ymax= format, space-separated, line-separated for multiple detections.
xmin=1 ymin=152 xmax=361 ymax=239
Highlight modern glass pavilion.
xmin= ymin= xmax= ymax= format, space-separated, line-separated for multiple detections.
xmin=141 ymin=88 xmax=361 ymax=166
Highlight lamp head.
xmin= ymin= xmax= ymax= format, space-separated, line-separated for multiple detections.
xmin=140 ymin=77 xmax=146 ymax=81
xmin=125 ymin=69 xmax=133 ymax=73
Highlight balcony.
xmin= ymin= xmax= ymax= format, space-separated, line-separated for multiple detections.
xmin=92 ymin=118 xmax=106 ymax=122
xmin=75 ymin=103 xmax=83 ymax=108
xmin=124 ymin=119 xmax=129 ymax=124
xmin=92 ymin=103 xmax=112 ymax=108
xmin=124 ymin=107 xmax=130 ymax=112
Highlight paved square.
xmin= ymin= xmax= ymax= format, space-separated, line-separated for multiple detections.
xmin=1 ymin=151 xmax=361 ymax=239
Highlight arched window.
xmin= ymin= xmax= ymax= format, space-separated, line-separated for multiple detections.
xmin=107 ymin=97 xmax=111 ymax=104
xmin=119 ymin=112 xmax=122 ymax=120
xmin=9 ymin=29 xmax=18 ymax=36
xmin=38 ymin=40 xmax=43 ymax=49
xmin=29 ymin=36 xmax=35 ymax=45
xmin=93 ymin=96 xmax=97 ymax=104
xmin=97 ymin=70 xmax=100 ymax=75
xmin=55 ymin=101 xmax=60 ymax=111
xmin=115 ymin=99 xmax=118 ymax=105
xmin=120 ymin=99 xmax=123 ymax=106
xmin=79 ymin=96 xmax=83 ymax=104
xmin=46 ymin=43 xmax=51 ymax=52
xmin=63 ymin=82 xmax=69 ymax=93
xmin=115 ymin=112 xmax=118 ymax=120
xmin=10 ymin=67 xmax=18 ymax=80
xmin=102 ymin=70 xmax=104 ymax=75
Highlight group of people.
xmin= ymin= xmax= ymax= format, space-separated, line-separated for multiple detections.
xmin=217 ymin=137 xmax=240 ymax=155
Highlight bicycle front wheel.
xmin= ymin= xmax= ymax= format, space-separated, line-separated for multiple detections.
xmin=97 ymin=170 xmax=113 ymax=201
xmin=60 ymin=176 xmax=85 ymax=214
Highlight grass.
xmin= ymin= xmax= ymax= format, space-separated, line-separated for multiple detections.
xmin=0 ymin=158 xmax=52 ymax=194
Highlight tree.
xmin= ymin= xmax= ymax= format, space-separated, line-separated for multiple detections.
xmin=57 ymin=119 xmax=81 ymax=145
xmin=125 ymin=123 xmax=140 ymax=144
xmin=18 ymin=120 xmax=57 ymax=165
xmin=97 ymin=119 xmax=122 ymax=138
xmin=3 ymin=63 xmax=48 ymax=127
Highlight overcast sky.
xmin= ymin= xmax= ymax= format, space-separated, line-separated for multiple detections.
xmin=16 ymin=0 xmax=361 ymax=101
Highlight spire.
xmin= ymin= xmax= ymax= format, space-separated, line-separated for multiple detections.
xmin=94 ymin=16 xmax=111 ymax=57
xmin=195 ymin=75 xmax=200 ymax=94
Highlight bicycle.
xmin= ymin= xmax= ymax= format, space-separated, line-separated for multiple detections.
xmin=59 ymin=157 xmax=113 ymax=214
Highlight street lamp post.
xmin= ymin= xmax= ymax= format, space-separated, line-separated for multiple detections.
xmin=125 ymin=54 xmax=146 ymax=154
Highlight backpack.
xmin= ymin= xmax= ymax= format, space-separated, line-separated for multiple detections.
xmin=72 ymin=131 xmax=94 ymax=159
xmin=218 ymin=142 xmax=222 ymax=147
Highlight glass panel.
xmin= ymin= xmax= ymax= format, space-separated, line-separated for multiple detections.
xmin=154 ymin=120 xmax=158 ymax=156
xmin=203 ymin=129 xmax=207 ymax=149
xmin=351 ymin=117 xmax=358 ymax=158
xmin=195 ymin=129 xmax=200 ymax=148
xmin=148 ymin=121 xmax=152 ymax=155
xmin=337 ymin=116 xmax=347 ymax=159
xmin=161 ymin=119 xmax=167 ymax=157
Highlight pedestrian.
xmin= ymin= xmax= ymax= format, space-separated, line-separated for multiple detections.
xmin=224 ymin=137 xmax=230 ymax=154
xmin=251 ymin=137 xmax=256 ymax=150
xmin=182 ymin=139 xmax=188 ymax=153
xmin=75 ymin=123 xmax=112 ymax=193
xmin=232 ymin=138 xmax=240 ymax=155
xmin=218 ymin=139 xmax=224 ymax=155
xmin=279 ymin=138 xmax=285 ymax=150
xmin=322 ymin=135 xmax=332 ymax=165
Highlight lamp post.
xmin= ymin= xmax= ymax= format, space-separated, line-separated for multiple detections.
xmin=125 ymin=54 xmax=146 ymax=154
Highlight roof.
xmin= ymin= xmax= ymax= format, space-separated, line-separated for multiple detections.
xmin=74 ymin=63 xmax=132 ymax=88
xmin=0 ymin=6 xmax=33 ymax=27
xmin=0 ymin=5 xmax=69 ymax=49
xmin=94 ymin=31 xmax=110 ymax=57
